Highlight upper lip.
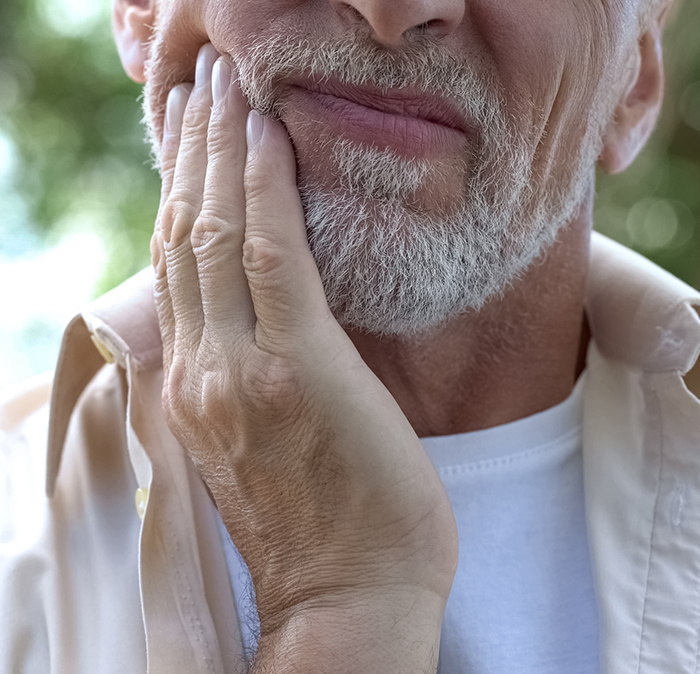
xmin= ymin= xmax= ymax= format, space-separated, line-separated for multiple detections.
xmin=290 ymin=77 xmax=472 ymax=136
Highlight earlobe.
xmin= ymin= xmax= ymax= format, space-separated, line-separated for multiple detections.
xmin=598 ymin=20 xmax=665 ymax=175
xmin=112 ymin=0 xmax=155 ymax=83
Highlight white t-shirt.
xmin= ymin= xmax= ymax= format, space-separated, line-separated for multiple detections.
xmin=217 ymin=376 xmax=599 ymax=672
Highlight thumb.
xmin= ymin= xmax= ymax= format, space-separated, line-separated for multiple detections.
xmin=243 ymin=111 xmax=335 ymax=349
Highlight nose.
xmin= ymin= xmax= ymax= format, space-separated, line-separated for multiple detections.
xmin=330 ymin=0 xmax=465 ymax=46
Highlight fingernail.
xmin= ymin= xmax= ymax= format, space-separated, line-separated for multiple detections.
xmin=246 ymin=110 xmax=265 ymax=148
xmin=212 ymin=57 xmax=232 ymax=106
xmin=165 ymin=85 xmax=189 ymax=136
xmin=195 ymin=43 xmax=218 ymax=90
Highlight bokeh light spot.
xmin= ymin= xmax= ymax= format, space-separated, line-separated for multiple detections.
xmin=36 ymin=0 xmax=108 ymax=37
xmin=626 ymin=198 xmax=680 ymax=250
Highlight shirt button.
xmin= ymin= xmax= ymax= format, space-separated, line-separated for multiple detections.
xmin=90 ymin=333 xmax=116 ymax=364
xmin=135 ymin=487 xmax=149 ymax=520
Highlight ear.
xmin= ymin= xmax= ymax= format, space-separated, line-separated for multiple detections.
xmin=598 ymin=8 xmax=670 ymax=175
xmin=112 ymin=0 xmax=156 ymax=83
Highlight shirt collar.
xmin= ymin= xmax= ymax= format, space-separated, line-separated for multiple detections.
xmin=586 ymin=232 xmax=700 ymax=375
xmin=45 ymin=268 xmax=161 ymax=496
xmin=44 ymin=233 xmax=700 ymax=496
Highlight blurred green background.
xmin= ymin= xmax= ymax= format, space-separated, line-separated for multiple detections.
xmin=0 ymin=0 xmax=699 ymax=386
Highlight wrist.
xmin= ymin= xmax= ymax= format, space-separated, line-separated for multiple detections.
xmin=253 ymin=586 xmax=447 ymax=674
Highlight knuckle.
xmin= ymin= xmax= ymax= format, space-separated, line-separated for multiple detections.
xmin=242 ymin=235 xmax=285 ymax=277
xmin=162 ymin=359 xmax=190 ymax=428
xmin=150 ymin=230 xmax=160 ymax=257
xmin=239 ymin=353 xmax=303 ymax=409
xmin=163 ymin=356 xmax=212 ymax=437
xmin=190 ymin=211 xmax=236 ymax=253
xmin=161 ymin=194 xmax=196 ymax=225
xmin=163 ymin=194 xmax=201 ymax=248
xmin=150 ymin=231 xmax=165 ymax=276
xmin=199 ymin=371 xmax=241 ymax=432
xmin=163 ymin=347 xmax=246 ymax=437
xmin=153 ymin=273 xmax=169 ymax=301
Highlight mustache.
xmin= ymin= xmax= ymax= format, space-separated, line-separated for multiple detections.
xmin=143 ymin=27 xmax=511 ymax=170
xmin=234 ymin=30 xmax=506 ymax=131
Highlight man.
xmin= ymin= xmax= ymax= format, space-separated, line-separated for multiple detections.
xmin=1 ymin=0 xmax=699 ymax=672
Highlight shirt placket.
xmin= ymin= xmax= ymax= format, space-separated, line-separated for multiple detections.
xmin=125 ymin=354 xmax=228 ymax=674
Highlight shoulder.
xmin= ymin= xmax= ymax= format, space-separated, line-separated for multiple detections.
xmin=588 ymin=232 xmax=700 ymax=387
xmin=0 ymin=355 xmax=145 ymax=673
xmin=0 ymin=265 xmax=161 ymax=550
xmin=45 ymin=268 xmax=162 ymax=496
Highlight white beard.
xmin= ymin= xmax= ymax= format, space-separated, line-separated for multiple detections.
xmin=146 ymin=30 xmax=614 ymax=337
xmin=297 ymin=139 xmax=539 ymax=336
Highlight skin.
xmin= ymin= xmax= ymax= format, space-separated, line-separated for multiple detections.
xmin=111 ymin=0 xmax=669 ymax=671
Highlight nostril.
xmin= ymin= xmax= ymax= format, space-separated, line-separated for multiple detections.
xmin=415 ymin=20 xmax=438 ymax=34
xmin=410 ymin=18 xmax=451 ymax=40
xmin=332 ymin=0 xmax=462 ymax=46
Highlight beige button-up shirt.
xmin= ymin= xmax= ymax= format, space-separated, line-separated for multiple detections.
xmin=1 ymin=233 xmax=700 ymax=674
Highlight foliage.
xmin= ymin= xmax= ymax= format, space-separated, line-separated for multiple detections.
xmin=0 ymin=0 xmax=159 ymax=295
xmin=1 ymin=0 xmax=699 ymax=296
xmin=595 ymin=0 xmax=700 ymax=288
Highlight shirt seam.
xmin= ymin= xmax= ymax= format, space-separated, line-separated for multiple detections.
xmin=636 ymin=378 xmax=663 ymax=674
xmin=165 ymin=509 xmax=218 ymax=674
xmin=435 ymin=426 xmax=582 ymax=476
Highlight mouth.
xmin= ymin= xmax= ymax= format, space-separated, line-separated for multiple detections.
xmin=283 ymin=78 xmax=473 ymax=157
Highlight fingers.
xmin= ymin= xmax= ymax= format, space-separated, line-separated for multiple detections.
xmin=155 ymin=41 xmax=334 ymax=370
xmin=153 ymin=84 xmax=192 ymax=363
xmin=192 ymin=56 xmax=256 ymax=339
xmin=160 ymin=84 xmax=193 ymax=209
xmin=158 ymin=43 xmax=219 ymax=369
xmin=243 ymin=113 xmax=334 ymax=349
xmin=165 ymin=43 xmax=218 ymax=246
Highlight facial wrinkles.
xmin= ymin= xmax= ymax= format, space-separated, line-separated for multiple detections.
xmin=143 ymin=24 xmax=615 ymax=337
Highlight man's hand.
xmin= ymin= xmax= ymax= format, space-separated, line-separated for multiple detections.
xmin=151 ymin=43 xmax=458 ymax=673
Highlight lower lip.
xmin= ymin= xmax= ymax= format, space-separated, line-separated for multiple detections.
xmin=287 ymin=87 xmax=467 ymax=157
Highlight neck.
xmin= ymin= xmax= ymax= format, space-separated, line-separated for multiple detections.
xmin=345 ymin=193 xmax=594 ymax=437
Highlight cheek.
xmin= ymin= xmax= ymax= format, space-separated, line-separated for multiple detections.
xmin=142 ymin=5 xmax=207 ymax=150
xmin=205 ymin=0 xmax=269 ymax=53
xmin=204 ymin=0 xmax=330 ymax=57
xmin=470 ymin=0 xmax=573 ymax=114
xmin=468 ymin=0 xmax=619 ymax=176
